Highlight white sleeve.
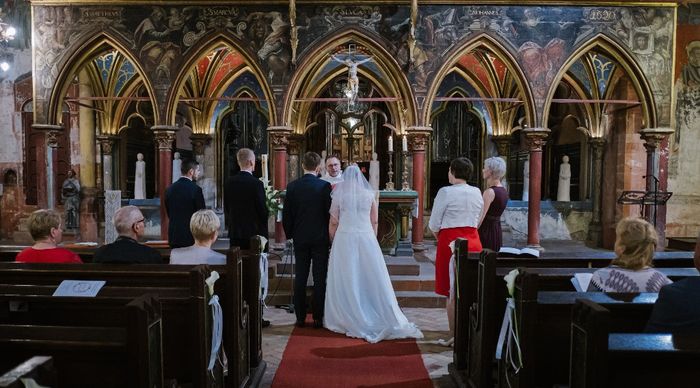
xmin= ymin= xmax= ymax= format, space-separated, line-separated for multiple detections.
xmin=429 ymin=188 xmax=447 ymax=233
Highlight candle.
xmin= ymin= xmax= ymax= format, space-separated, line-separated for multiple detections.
xmin=261 ymin=154 xmax=269 ymax=186
xmin=388 ymin=136 xmax=393 ymax=152
xmin=402 ymin=135 xmax=408 ymax=152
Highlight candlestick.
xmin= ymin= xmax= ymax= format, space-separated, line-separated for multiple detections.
xmin=401 ymin=150 xmax=410 ymax=191
xmin=388 ymin=135 xmax=393 ymax=152
xmin=385 ymin=150 xmax=395 ymax=190
xmin=402 ymin=135 xmax=408 ymax=152
xmin=261 ymin=154 xmax=269 ymax=186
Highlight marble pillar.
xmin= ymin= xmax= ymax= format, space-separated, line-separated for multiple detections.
xmin=78 ymin=70 xmax=98 ymax=242
xmin=587 ymin=138 xmax=606 ymax=247
xmin=268 ymin=126 xmax=292 ymax=244
xmin=639 ymin=127 xmax=674 ymax=248
xmin=153 ymin=126 xmax=178 ymax=240
xmin=523 ymin=127 xmax=550 ymax=250
xmin=31 ymin=124 xmax=63 ymax=209
xmin=190 ymin=133 xmax=213 ymax=206
xmin=97 ymin=135 xmax=115 ymax=191
xmin=407 ymin=126 xmax=432 ymax=251
xmin=104 ymin=190 xmax=122 ymax=244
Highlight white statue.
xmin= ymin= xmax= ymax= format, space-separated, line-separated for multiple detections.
xmin=369 ymin=152 xmax=380 ymax=190
xmin=172 ymin=152 xmax=182 ymax=183
xmin=320 ymin=150 xmax=328 ymax=177
xmin=134 ymin=153 xmax=146 ymax=199
xmin=557 ymin=155 xmax=571 ymax=202
xmin=522 ymin=155 xmax=530 ymax=201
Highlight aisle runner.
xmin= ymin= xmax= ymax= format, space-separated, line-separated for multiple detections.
xmin=272 ymin=324 xmax=432 ymax=388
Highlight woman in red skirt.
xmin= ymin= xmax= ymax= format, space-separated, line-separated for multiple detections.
xmin=428 ymin=157 xmax=483 ymax=345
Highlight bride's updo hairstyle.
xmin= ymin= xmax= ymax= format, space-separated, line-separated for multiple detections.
xmin=612 ymin=217 xmax=658 ymax=270
xmin=450 ymin=157 xmax=473 ymax=181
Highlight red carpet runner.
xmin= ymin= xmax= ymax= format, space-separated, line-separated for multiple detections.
xmin=272 ymin=322 xmax=432 ymax=388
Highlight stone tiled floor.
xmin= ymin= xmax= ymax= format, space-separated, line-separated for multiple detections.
xmin=260 ymin=306 xmax=454 ymax=387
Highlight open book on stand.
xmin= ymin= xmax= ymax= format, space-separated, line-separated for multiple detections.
xmin=498 ymin=247 xmax=540 ymax=258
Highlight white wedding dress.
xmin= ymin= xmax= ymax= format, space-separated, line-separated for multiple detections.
xmin=324 ymin=166 xmax=423 ymax=343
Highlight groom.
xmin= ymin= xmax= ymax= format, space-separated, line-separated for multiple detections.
xmin=283 ymin=152 xmax=332 ymax=328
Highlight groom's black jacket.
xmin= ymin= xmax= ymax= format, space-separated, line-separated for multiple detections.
xmin=282 ymin=173 xmax=332 ymax=246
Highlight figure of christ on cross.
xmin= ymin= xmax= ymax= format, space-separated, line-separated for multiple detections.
xmin=330 ymin=53 xmax=373 ymax=106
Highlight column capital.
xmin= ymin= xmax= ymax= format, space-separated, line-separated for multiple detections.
xmin=32 ymin=124 xmax=63 ymax=148
xmin=639 ymin=127 xmax=674 ymax=150
xmin=523 ymin=127 xmax=551 ymax=151
xmin=491 ymin=135 xmax=511 ymax=157
xmin=31 ymin=124 xmax=63 ymax=132
xmin=406 ymin=126 xmax=432 ymax=152
xmin=588 ymin=137 xmax=606 ymax=147
xmin=189 ymin=134 xmax=212 ymax=156
xmin=152 ymin=128 xmax=177 ymax=151
xmin=96 ymin=135 xmax=116 ymax=155
xmin=267 ymin=126 xmax=293 ymax=150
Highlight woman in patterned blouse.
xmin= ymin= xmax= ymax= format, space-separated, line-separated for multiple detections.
xmin=587 ymin=217 xmax=671 ymax=292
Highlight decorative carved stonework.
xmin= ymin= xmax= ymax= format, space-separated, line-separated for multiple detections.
xmin=523 ymin=127 xmax=551 ymax=151
xmin=46 ymin=130 xmax=60 ymax=148
xmin=153 ymin=131 xmax=177 ymax=151
xmin=639 ymin=127 xmax=674 ymax=150
xmin=190 ymin=134 xmax=212 ymax=155
xmin=287 ymin=134 xmax=304 ymax=155
xmin=267 ymin=126 xmax=293 ymax=150
xmin=96 ymin=135 xmax=115 ymax=155
xmin=406 ymin=126 xmax=432 ymax=152
xmin=589 ymin=138 xmax=606 ymax=160
xmin=492 ymin=135 xmax=511 ymax=157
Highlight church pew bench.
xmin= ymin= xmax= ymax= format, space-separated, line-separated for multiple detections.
xmin=571 ymin=299 xmax=700 ymax=388
xmin=0 ymin=294 xmax=162 ymax=388
xmin=0 ymin=244 xmax=173 ymax=263
xmin=0 ymin=356 xmax=56 ymax=388
xmin=499 ymin=272 xmax=659 ymax=388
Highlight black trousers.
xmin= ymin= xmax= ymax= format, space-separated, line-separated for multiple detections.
xmin=293 ymin=242 xmax=329 ymax=323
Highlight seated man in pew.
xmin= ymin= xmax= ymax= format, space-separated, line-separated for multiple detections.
xmin=588 ymin=217 xmax=671 ymax=292
xmin=16 ymin=209 xmax=82 ymax=264
xmin=94 ymin=205 xmax=162 ymax=264
xmin=170 ymin=209 xmax=226 ymax=265
xmin=646 ymin=230 xmax=700 ymax=333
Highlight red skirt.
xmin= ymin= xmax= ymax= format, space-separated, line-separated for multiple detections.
xmin=435 ymin=227 xmax=482 ymax=297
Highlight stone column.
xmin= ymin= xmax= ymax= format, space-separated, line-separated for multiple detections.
xmin=523 ymin=127 xmax=550 ymax=249
xmin=287 ymin=134 xmax=304 ymax=182
xmin=96 ymin=135 xmax=116 ymax=192
xmin=190 ymin=134 xmax=211 ymax=163
xmin=153 ymin=126 xmax=178 ymax=240
xmin=268 ymin=126 xmax=292 ymax=244
xmin=407 ymin=126 xmax=432 ymax=251
xmin=78 ymin=69 xmax=98 ymax=241
xmin=639 ymin=127 xmax=674 ymax=247
xmin=491 ymin=135 xmax=511 ymax=159
xmin=33 ymin=124 xmax=63 ymax=209
xmin=587 ymin=138 xmax=606 ymax=247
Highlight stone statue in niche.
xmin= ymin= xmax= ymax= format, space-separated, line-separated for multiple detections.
xmin=557 ymin=155 xmax=571 ymax=202
xmin=134 ymin=153 xmax=146 ymax=199
xmin=369 ymin=152 xmax=380 ymax=191
xmin=172 ymin=152 xmax=182 ymax=183
xmin=61 ymin=169 xmax=80 ymax=229
xmin=522 ymin=155 xmax=530 ymax=201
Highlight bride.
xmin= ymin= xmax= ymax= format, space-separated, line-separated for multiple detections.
xmin=324 ymin=165 xmax=423 ymax=343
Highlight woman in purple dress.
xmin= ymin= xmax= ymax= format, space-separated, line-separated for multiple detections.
xmin=478 ymin=157 xmax=509 ymax=251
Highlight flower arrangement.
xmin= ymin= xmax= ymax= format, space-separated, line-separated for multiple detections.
xmin=264 ymin=185 xmax=283 ymax=214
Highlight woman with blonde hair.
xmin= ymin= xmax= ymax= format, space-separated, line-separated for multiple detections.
xmin=478 ymin=156 xmax=509 ymax=251
xmin=588 ymin=217 xmax=671 ymax=292
xmin=170 ymin=209 xmax=226 ymax=265
xmin=16 ymin=209 xmax=82 ymax=263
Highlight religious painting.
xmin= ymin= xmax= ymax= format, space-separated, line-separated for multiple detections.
xmin=672 ymin=4 xmax=700 ymax=162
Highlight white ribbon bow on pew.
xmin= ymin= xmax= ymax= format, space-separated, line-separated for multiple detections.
xmin=205 ymin=271 xmax=227 ymax=375
xmin=496 ymin=269 xmax=523 ymax=387
xmin=258 ymin=236 xmax=269 ymax=305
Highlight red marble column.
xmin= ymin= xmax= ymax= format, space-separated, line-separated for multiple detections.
xmin=639 ymin=127 xmax=674 ymax=248
xmin=523 ymin=127 xmax=550 ymax=249
xmin=268 ymin=126 xmax=292 ymax=244
xmin=153 ymin=127 xmax=178 ymax=240
xmin=32 ymin=124 xmax=62 ymax=209
xmin=407 ymin=126 xmax=432 ymax=251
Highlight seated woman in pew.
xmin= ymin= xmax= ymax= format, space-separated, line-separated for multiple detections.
xmin=587 ymin=217 xmax=671 ymax=292
xmin=170 ymin=209 xmax=226 ymax=265
xmin=16 ymin=209 xmax=82 ymax=263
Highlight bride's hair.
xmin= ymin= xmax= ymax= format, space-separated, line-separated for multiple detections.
xmin=332 ymin=165 xmax=373 ymax=197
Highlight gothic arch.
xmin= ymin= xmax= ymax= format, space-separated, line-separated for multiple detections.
xmin=282 ymin=28 xmax=417 ymax=133
xmin=47 ymin=33 xmax=157 ymax=126
xmin=166 ymin=33 xmax=276 ymax=127
xmin=424 ymin=33 xmax=536 ymax=132
xmin=542 ymin=33 xmax=657 ymax=132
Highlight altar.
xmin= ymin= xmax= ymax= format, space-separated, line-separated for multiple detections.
xmin=377 ymin=190 xmax=418 ymax=256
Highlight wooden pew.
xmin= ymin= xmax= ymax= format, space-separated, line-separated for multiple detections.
xmin=0 ymin=251 xmax=251 ymax=388
xmin=0 ymin=356 xmax=56 ymax=388
xmin=571 ymin=299 xmax=700 ymax=388
xmin=0 ymin=244 xmax=173 ymax=263
xmin=0 ymin=294 xmax=162 ymax=388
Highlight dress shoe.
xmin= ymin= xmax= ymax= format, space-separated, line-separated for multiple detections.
xmin=295 ymin=320 xmax=305 ymax=328
xmin=313 ymin=320 xmax=323 ymax=329
xmin=262 ymin=319 xmax=271 ymax=328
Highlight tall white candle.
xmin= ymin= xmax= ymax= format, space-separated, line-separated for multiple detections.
xmin=402 ymin=135 xmax=408 ymax=152
xmin=261 ymin=154 xmax=269 ymax=185
xmin=388 ymin=136 xmax=393 ymax=152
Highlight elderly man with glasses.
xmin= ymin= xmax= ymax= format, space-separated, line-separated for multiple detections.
xmin=93 ymin=205 xmax=162 ymax=264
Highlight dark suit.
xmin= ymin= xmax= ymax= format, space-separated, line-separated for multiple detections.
xmin=646 ymin=278 xmax=700 ymax=333
xmin=283 ymin=173 xmax=332 ymax=323
xmin=93 ymin=236 xmax=163 ymax=264
xmin=165 ymin=177 xmax=205 ymax=248
xmin=224 ymin=171 xmax=268 ymax=250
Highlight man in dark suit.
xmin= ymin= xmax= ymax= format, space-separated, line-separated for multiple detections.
xmin=646 ymin=231 xmax=700 ymax=333
xmin=94 ymin=205 xmax=162 ymax=264
xmin=165 ymin=158 xmax=205 ymax=248
xmin=283 ymin=152 xmax=332 ymax=328
xmin=224 ymin=148 xmax=268 ymax=250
